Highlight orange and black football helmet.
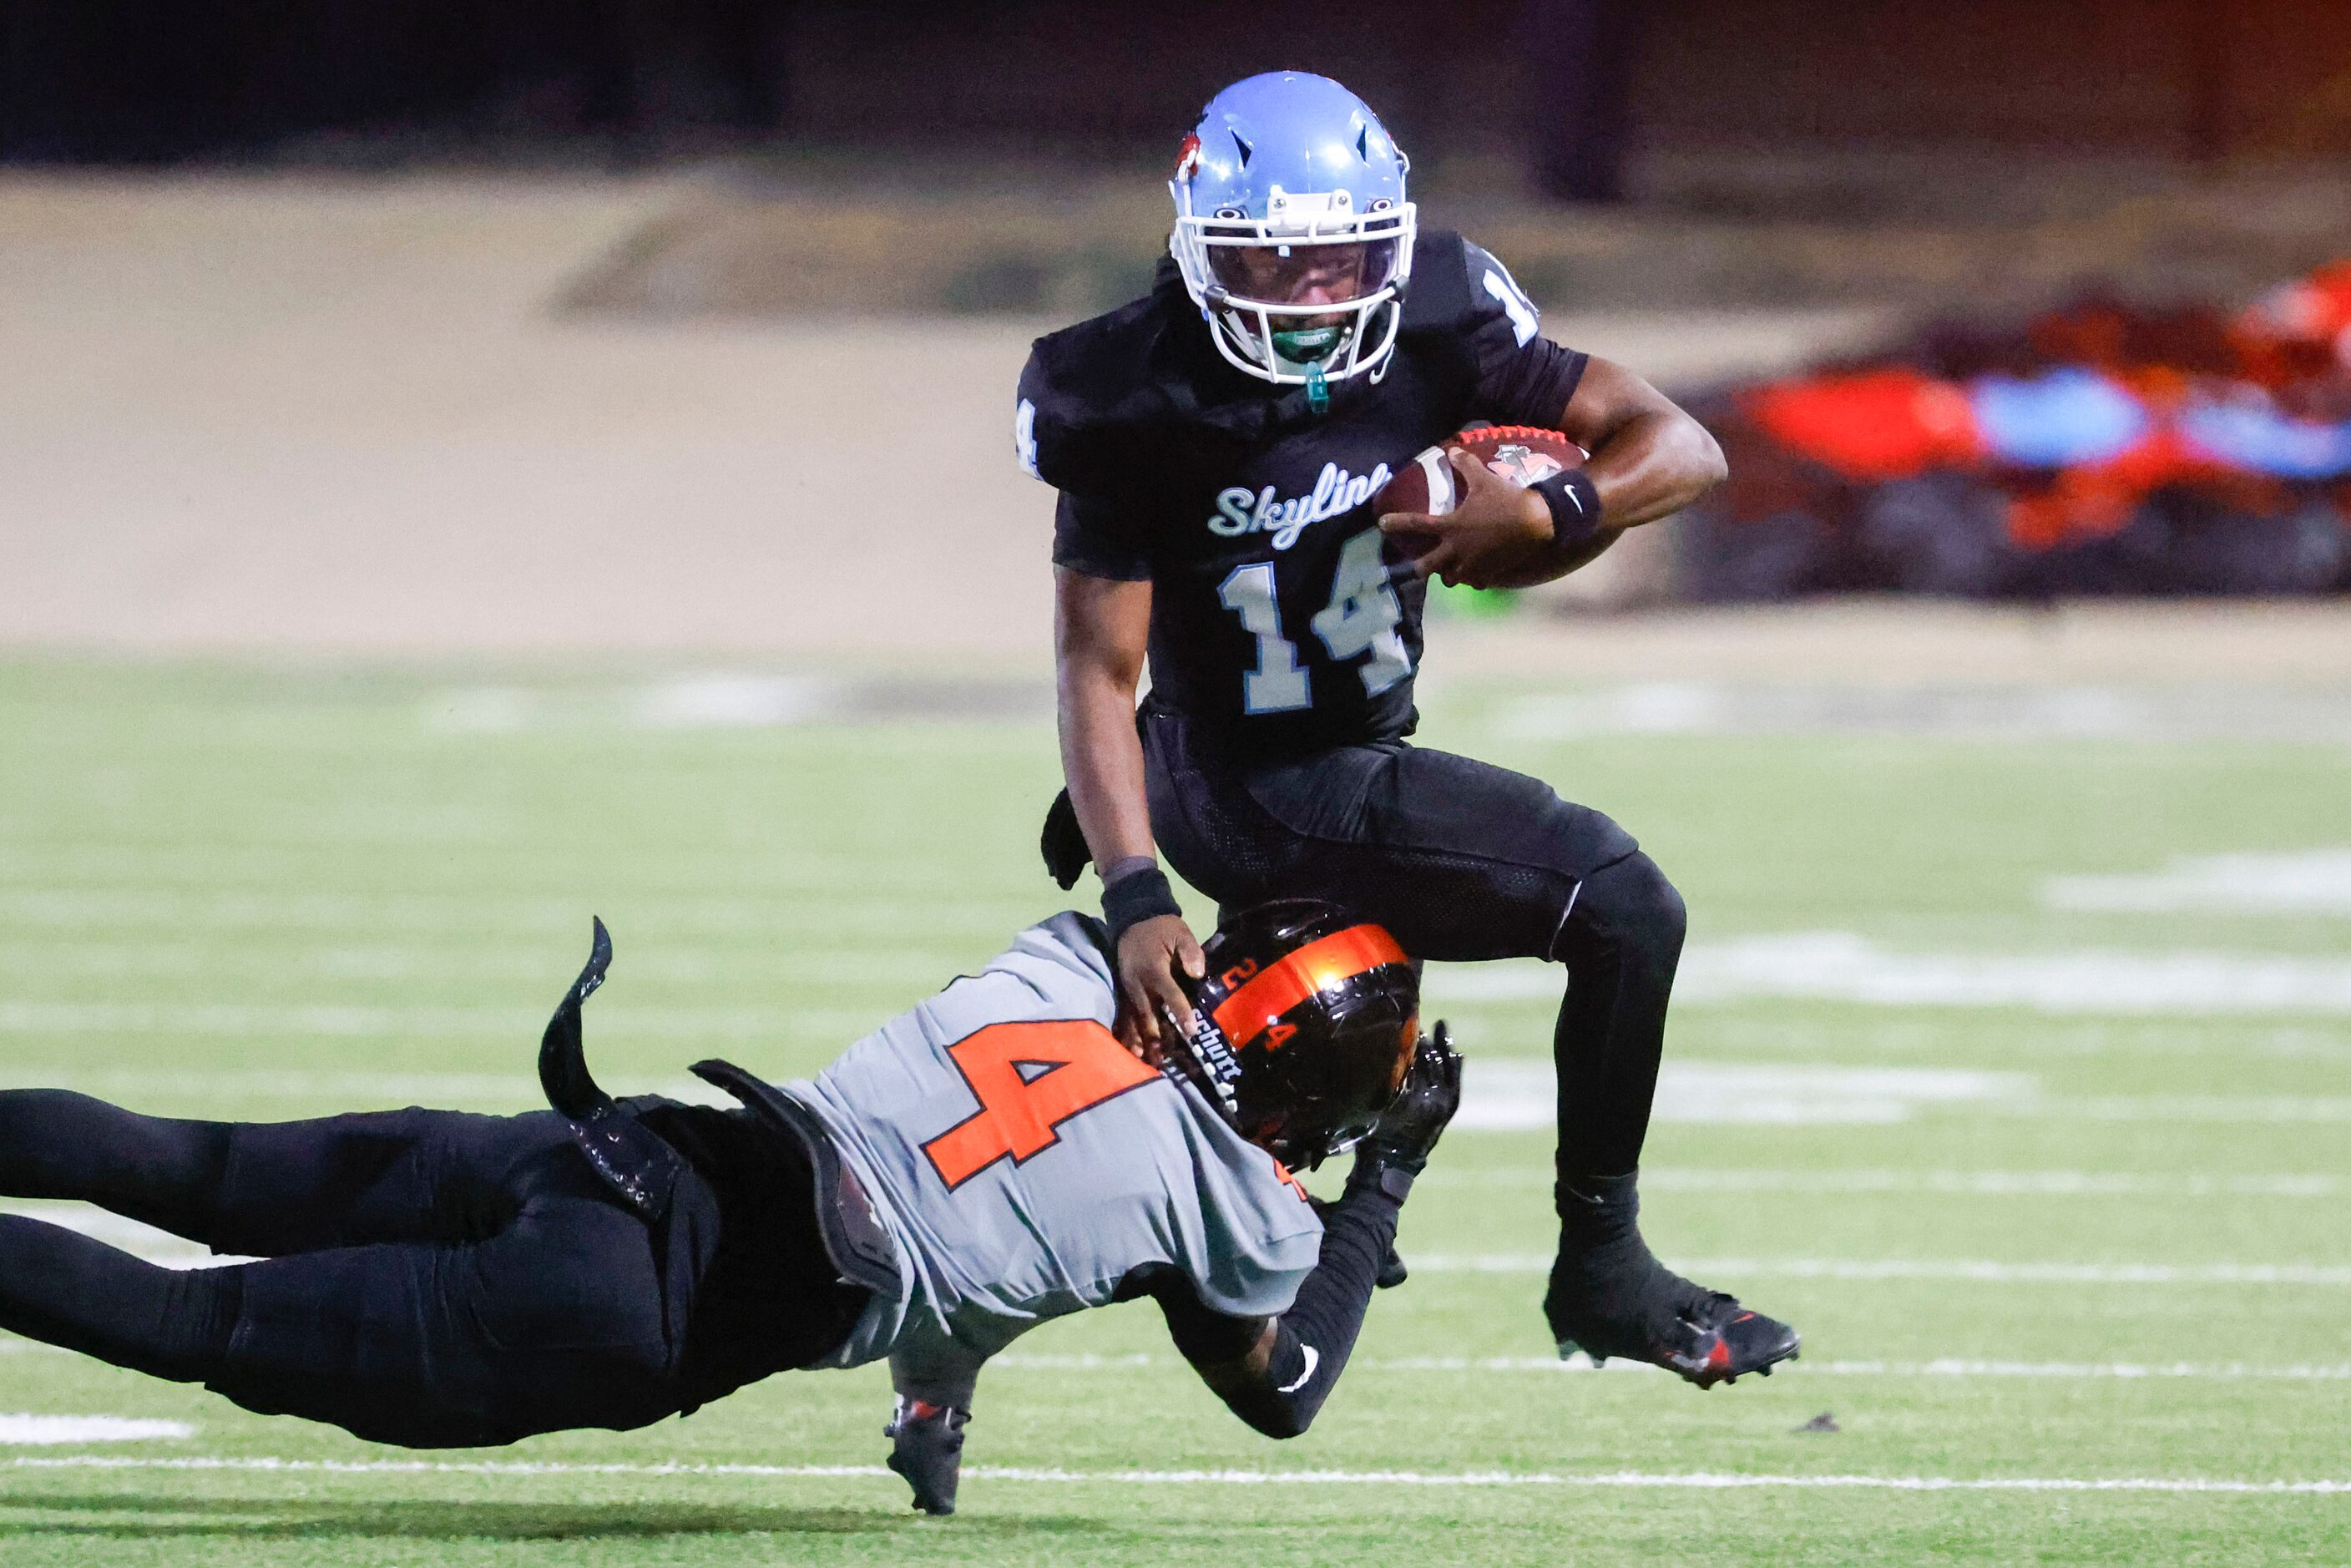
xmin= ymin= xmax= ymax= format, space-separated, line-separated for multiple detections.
xmin=1164 ymin=899 xmax=1421 ymax=1169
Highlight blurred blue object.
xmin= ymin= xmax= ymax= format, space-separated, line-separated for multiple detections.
xmin=1967 ymin=369 xmax=2150 ymax=468
xmin=2179 ymin=394 xmax=2351 ymax=479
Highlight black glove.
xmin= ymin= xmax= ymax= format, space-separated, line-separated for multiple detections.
xmin=1040 ymin=788 xmax=1090 ymax=892
xmin=1348 ymin=1022 xmax=1463 ymax=1203
xmin=884 ymin=1396 xmax=969 ymax=1516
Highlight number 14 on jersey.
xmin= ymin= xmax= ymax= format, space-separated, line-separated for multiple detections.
xmin=1217 ymin=528 xmax=1412 ymax=716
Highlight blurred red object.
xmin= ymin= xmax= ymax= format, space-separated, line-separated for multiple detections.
xmin=1742 ymin=369 xmax=1980 ymax=483
xmin=2235 ymin=260 xmax=2351 ymax=388
xmin=2002 ymin=422 xmax=2285 ymax=552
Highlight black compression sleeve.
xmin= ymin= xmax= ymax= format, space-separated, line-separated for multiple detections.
xmin=1136 ymin=1186 xmax=1403 ymax=1439
xmin=1241 ymin=1182 xmax=1400 ymax=1436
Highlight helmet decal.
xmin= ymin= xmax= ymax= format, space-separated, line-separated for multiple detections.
xmin=1168 ymin=1009 xmax=1244 ymax=1119
xmin=1211 ymin=923 xmax=1409 ymax=1050
xmin=1161 ymin=900 xmax=1418 ymax=1170
xmin=1173 ymin=132 xmax=1202 ymax=185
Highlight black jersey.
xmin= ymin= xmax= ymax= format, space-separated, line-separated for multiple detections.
xmin=1019 ymin=230 xmax=1587 ymax=757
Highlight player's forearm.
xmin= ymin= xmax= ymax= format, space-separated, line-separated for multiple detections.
xmin=1474 ymin=393 xmax=1717 ymax=589
xmin=1192 ymin=1182 xmax=1402 ymax=1439
xmin=1585 ymin=407 xmax=1727 ymax=530
xmin=1555 ymin=357 xmax=1728 ymax=532
xmin=1055 ymin=666 xmax=1158 ymax=867
xmin=1054 ymin=569 xmax=1160 ymax=870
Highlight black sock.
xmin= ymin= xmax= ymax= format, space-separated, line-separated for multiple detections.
xmin=0 ymin=1090 xmax=231 ymax=1240
xmin=0 ymin=1216 xmax=241 ymax=1382
xmin=1544 ymin=1172 xmax=1710 ymax=1354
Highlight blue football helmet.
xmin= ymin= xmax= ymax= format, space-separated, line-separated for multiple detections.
xmin=1169 ymin=72 xmax=1416 ymax=392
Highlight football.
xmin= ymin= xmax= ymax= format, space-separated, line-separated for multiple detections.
xmin=1374 ymin=424 xmax=1588 ymax=519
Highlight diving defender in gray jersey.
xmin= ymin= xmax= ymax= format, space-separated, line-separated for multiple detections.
xmin=0 ymin=901 xmax=1458 ymax=1517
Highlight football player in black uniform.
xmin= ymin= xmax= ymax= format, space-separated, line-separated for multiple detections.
xmin=0 ymin=910 xmax=1460 ymax=1516
xmin=1024 ymin=71 xmax=1797 ymax=1386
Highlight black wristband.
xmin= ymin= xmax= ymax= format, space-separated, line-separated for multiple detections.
xmin=1101 ymin=863 xmax=1181 ymax=943
xmin=1346 ymin=1154 xmax=1415 ymax=1206
xmin=1529 ymin=467 xmax=1605 ymax=552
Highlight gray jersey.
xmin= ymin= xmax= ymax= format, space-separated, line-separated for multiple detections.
xmin=785 ymin=913 xmax=1324 ymax=1391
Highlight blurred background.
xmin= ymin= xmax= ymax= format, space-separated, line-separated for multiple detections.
xmin=1 ymin=7 xmax=2348 ymax=1548
xmin=4 ymin=0 xmax=2349 ymax=645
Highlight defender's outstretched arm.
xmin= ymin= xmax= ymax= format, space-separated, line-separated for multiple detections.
xmin=1145 ymin=1186 xmax=1397 ymax=1439
xmin=1145 ymin=1030 xmax=1464 ymax=1439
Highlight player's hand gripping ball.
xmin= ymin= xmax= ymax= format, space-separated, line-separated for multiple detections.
xmin=1374 ymin=425 xmax=1588 ymax=589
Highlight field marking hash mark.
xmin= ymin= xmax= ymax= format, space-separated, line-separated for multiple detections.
xmin=3 ymin=1455 xmax=2346 ymax=1495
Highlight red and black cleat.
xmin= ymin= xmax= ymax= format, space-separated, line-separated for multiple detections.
xmin=1546 ymin=1174 xmax=1801 ymax=1389
xmin=1557 ymin=1290 xmax=1801 ymax=1388
xmin=1651 ymin=1293 xmax=1802 ymax=1388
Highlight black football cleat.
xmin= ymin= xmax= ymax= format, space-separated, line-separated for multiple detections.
xmin=1552 ymin=1283 xmax=1800 ymax=1388
xmin=1651 ymin=1292 xmax=1800 ymax=1388
xmin=1545 ymin=1172 xmax=1800 ymax=1388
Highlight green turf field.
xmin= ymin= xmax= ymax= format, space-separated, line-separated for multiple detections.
xmin=0 ymin=659 xmax=2345 ymax=1565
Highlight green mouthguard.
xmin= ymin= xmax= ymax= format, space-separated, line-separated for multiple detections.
xmin=1271 ymin=324 xmax=1344 ymax=362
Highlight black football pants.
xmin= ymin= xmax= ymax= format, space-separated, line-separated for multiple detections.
xmin=0 ymin=1090 xmax=862 ymax=1448
xmin=1142 ymin=704 xmax=1684 ymax=1186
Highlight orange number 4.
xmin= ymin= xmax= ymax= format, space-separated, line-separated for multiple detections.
xmin=921 ymin=1019 xmax=1160 ymax=1190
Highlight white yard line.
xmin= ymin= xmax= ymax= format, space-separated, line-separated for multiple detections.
xmin=1487 ymin=683 xmax=2351 ymax=746
xmin=1454 ymin=1059 xmax=2351 ymax=1128
xmin=2030 ymin=1096 xmax=2351 ymax=1123
xmin=2046 ymin=852 xmax=2351 ymax=917
xmin=13 ymin=1206 xmax=2345 ymax=1289
xmin=0 ymin=1416 xmax=192 ymax=1444
xmin=1651 ymin=1019 xmax=2351 ymax=1065
xmin=1413 ymin=1168 xmax=2342 ymax=1197
xmin=24 ymin=1063 xmax=2331 ymax=1127
xmin=1427 ymin=936 xmax=2351 ymax=1016
xmin=0 ymin=1001 xmax=872 ymax=1042
xmin=0 ymin=1071 xmax=733 ymax=1105
xmin=1369 ymin=1358 xmax=2351 ymax=1381
xmin=11 ymin=913 xmax=2351 ymax=1022
xmin=9 ymin=1341 xmax=2343 ymax=1384
xmin=992 ymin=1353 xmax=2351 ymax=1382
xmin=4 ymin=1061 xmax=2342 ymax=1127
xmin=0 ymin=940 xmax=961 ymax=989
xmin=3 ymin=1454 xmax=2344 ymax=1495
xmin=0 ymin=888 xmax=1030 ymax=935
xmin=1406 ymin=1258 xmax=2351 ymax=1285
xmin=1457 ymin=1060 xmax=2034 ymax=1130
